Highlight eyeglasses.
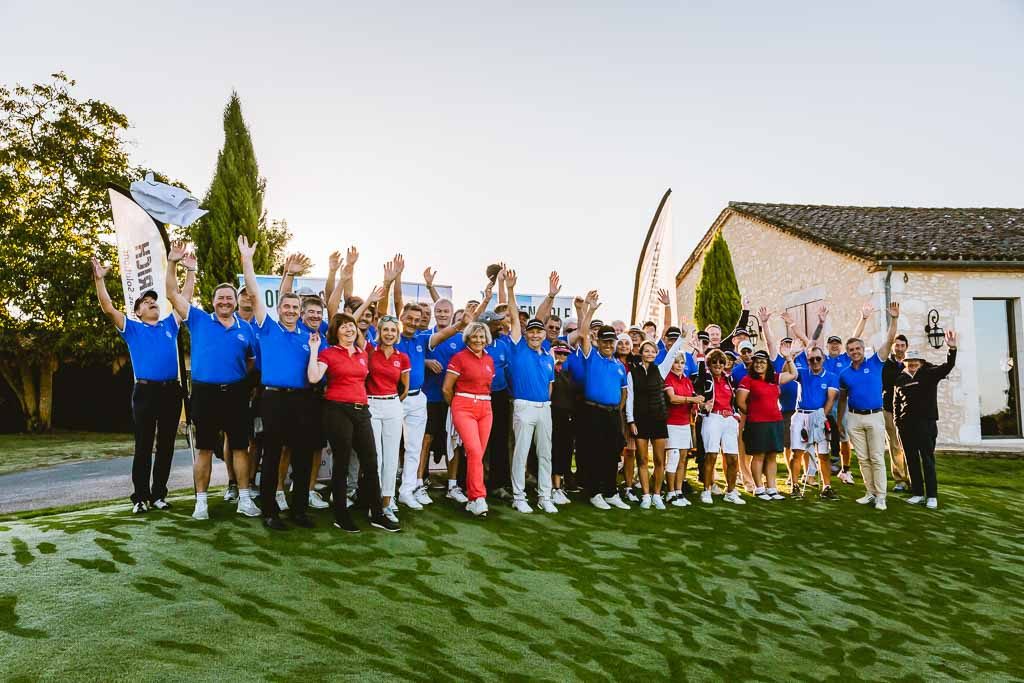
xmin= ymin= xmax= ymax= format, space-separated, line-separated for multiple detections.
xmin=809 ymin=357 xmax=823 ymax=362
xmin=379 ymin=315 xmax=399 ymax=324
xmin=709 ymin=360 xmax=726 ymax=366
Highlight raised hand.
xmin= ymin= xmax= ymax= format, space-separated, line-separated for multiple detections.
xmin=392 ymin=253 xmax=405 ymax=275
xmin=549 ymin=272 xmax=562 ymax=297
xmin=423 ymin=267 xmax=436 ymax=287
xmin=758 ymin=306 xmax=771 ymax=323
xmin=91 ymin=257 xmax=110 ymax=279
xmin=463 ymin=300 xmax=480 ymax=323
xmin=383 ymin=259 xmax=397 ymax=283
xmin=180 ymin=249 xmax=197 ymax=271
xmin=367 ymin=285 xmax=385 ymax=304
xmin=237 ymin=235 xmax=258 ymax=262
xmin=168 ymin=240 xmax=187 ymax=262
xmin=817 ymin=304 xmax=829 ymax=323
xmin=861 ymin=302 xmax=874 ymax=320
xmin=573 ymin=296 xmax=585 ymax=314
xmin=946 ymin=329 xmax=958 ymax=349
xmin=742 ymin=297 xmax=751 ymax=310
xmin=780 ymin=310 xmax=795 ymax=327
xmin=328 ymin=250 xmax=342 ymax=272
xmin=309 ymin=331 xmax=321 ymax=349
xmin=657 ymin=288 xmax=671 ymax=306
xmin=888 ymin=301 xmax=900 ymax=319
xmin=285 ymin=252 xmax=312 ymax=275
xmin=343 ymin=246 xmax=359 ymax=277
xmin=505 ymin=269 xmax=518 ymax=289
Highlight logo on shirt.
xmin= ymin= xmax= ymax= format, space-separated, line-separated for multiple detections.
xmin=863 ymin=368 xmax=870 ymax=374
xmin=416 ymin=345 xmax=423 ymax=353
xmin=165 ymin=330 xmax=173 ymax=338
xmin=393 ymin=360 xmax=401 ymax=368
xmin=302 ymin=344 xmax=310 ymax=352
xmin=820 ymin=383 xmax=827 ymax=390
xmin=359 ymin=358 xmax=367 ymax=366
xmin=236 ymin=333 xmax=247 ymax=342
xmin=449 ymin=342 xmax=457 ymax=350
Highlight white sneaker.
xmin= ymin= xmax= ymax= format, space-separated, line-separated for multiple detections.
xmin=512 ymin=499 xmax=533 ymax=514
xmin=590 ymin=494 xmax=611 ymax=510
xmin=755 ymin=488 xmax=772 ymax=501
xmin=926 ymin=497 xmax=938 ymax=509
xmin=415 ymin=485 xmax=433 ymax=506
xmin=875 ymin=497 xmax=887 ymax=511
xmin=605 ymin=493 xmax=630 ymax=510
xmin=237 ymin=498 xmax=261 ymax=517
xmin=383 ymin=507 xmax=400 ymax=524
xmin=308 ymin=490 xmax=330 ymax=509
xmin=652 ymin=494 xmax=665 ymax=510
xmin=839 ymin=471 xmax=855 ymax=485
xmin=192 ymin=502 xmax=209 ymax=520
xmin=711 ymin=483 xmax=724 ymax=495
xmin=672 ymin=496 xmax=691 ymax=507
xmin=724 ymin=490 xmax=747 ymax=505
xmin=906 ymin=495 xmax=925 ymax=505
xmin=856 ymin=494 xmax=876 ymax=505
xmin=275 ymin=491 xmax=289 ymax=512
xmin=640 ymin=494 xmax=652 ymax=509
xmin=466 ymin=498 xmax=488 ymax=516
xmin=151 ymin=499 xmax=170 ymax=511
xmin=552 ymin=489 xmax=571 ymax=505
xmin=446 ymin=486 xmax=469 ymax=504
xmin=767 ymin=488 xmax=785 ymax=501
xmin=539 ymin=499 xmax=558 ymax=514
xmin=700 ymin=490 xmax=713 ymax=505
xmin=223 ymin=485 xmax=239 ymax=502
xmin=398 ymin=493 xmax=424 ymax=510
xmin=625 ymin=489 xmax=640 ymax=503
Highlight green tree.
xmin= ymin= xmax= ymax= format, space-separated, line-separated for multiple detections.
xmin=693 ymin=231 xmax=742 ymax=333
xmin=0 ymin=73 xmax=136 ymax=431
xmin=187 ymin=92 xmax=288 ymax=301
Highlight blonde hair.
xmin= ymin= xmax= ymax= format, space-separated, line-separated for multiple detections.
xmin=462 ymin=321 xmax=493 ymax=345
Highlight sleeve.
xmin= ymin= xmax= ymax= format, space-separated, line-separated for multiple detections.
xmin=838 ymin=370 xmax=848 ymax=391
xmin=400 ymin=352 xmax=411 ymax=373
xmin=317 ymin=347 xmax=331 ymax=365
xmin=827 ymin=371 xmax=840 ymax=391
xmin=119 ymin=317 xmax=138 ymax=340
xmin=447 ymin=352 xmax=463 ymax=376
xmin=657 ymin=335 xmax=686 ymax=378
xmin=931 ymin=348 xmax=957 ymax=381
xmin=737 ymin=375 xmax=751 ymax=392
xmin=184 ymin=304 xmax=204 ymax=330
xmin=163 ymin=313 xmax=180 ymax=335
xmin=625 ymin=373 xmax=635 ymax=422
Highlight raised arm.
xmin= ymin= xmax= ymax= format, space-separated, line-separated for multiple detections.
xmin=658 ymin=288 xmax=672 ymax=332
xmin=423 ymin=267 xmax=441 ymax=303
xmin=179 ymin=249 xmax=197 ymax=308
xmin=579 ymin=290 xmax=600 ymax=357
xmin=307 ymin=331 xmax=327 ymax=383
xmin=778 ymin=345 xmax=800 ymax=384
xmin=429 ymin=293 xmax=482 ymax=350
xmin=323 ymin=250 xmax=341 ymax=304
xmin=165 ymin=240 xmax=191 ymax=319
xmin=758 ymin=307 xmax=777 ymax=358
xmin=507 ymin=270 xmax=521 ymax=343
xmin=732 ymin=298 xmax=750 ymax=336
xmin=851 ymin=302 xmax=871 ymax=340
xmin=278 ymin=252 xmax=311 ymax=297
xmin=781 ymin=310 xmax=811 ymax=348
xmin=237 ymin=235 xmax=267 ymax=325
xmin=535 ymin=271 xmax=561 ymax=324
xmin=657 ymin=334 xmax=686 ymax=378
xmin=811 ymin=304 xmax=827 ymax=343
xmin=343 ymin=246 xmax=358 ymax=301
xmin=875 ymin=302 xmax=900 ymax=359
xmin=495 ymin=263 xmax=507 ymax=305
xmin=352 ymin=286 xmax=385 ymax=349
xmin=567 ymin=296 xmax=585 ymax=348
xmin=392 ymin=253 xmax=405 ymax=316
xmin=931 ymin=330 xmax=958 ymax=381
xmin=91 ymin=257 xmax=126 ymax=330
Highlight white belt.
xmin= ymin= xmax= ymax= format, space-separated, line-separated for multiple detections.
xmin=455 ymin=392 xmax=491 ymax=401
xmin=513 ymin=399 xmax=551 ymax=408
xmin=368 ymin=394 xmax=399 ymax=400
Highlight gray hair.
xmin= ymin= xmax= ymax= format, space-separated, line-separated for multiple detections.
xmin=462 ymin=321 xmax=493 ymax=346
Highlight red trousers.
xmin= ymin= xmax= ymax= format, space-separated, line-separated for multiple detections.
xmin=451 ymin=395 xmax=493 ymax=501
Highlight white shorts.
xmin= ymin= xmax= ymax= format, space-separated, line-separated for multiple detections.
xmin=791 ymin=411 xmax=829 ymax=454
xmin=702 ymin=413 xmax=739 ymax=456
xmin=667 ymin=424 xmax=692 ymax=451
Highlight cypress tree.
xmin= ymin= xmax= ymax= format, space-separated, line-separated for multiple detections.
xmin=188 ymin=91 xmax=272 ymax=303
xmin=693 ymin=232 xmax=742 ymax=332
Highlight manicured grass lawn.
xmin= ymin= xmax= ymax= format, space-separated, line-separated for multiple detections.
xmin=1 ymin=456 xmax=1022 ymax=681
xmin=0 ymin=431 xmax=187 ymax=476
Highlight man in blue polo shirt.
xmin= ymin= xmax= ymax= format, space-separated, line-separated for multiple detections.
xmin=93 ymin=253 xmax=193 ymax=514
xmin=575 ymin=291 xmax=630 ymax=510
xmin=166 ymin=241 xmax=258 ymax=522
xmin=239 ymin=237 xmax=320 ymax=531
xmin=838 ymin=302 xmax=900 ymax=511
xmin=792 ymin=346 xmax=840 ymax=500
xmin=505 ymin=272 xmax=558 ymax=514
xmin=823 ymin=304 xmax=870 ymax=483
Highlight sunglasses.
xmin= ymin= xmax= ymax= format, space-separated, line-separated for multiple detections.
xmin=709 ymin=360 xmax=726 ymax=366
xmin=379 ymin=315 xmax=399 ymax=324
xmin=809 ymin=357 xmax=823 ymax=362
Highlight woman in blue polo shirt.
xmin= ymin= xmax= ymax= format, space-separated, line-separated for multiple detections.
xmin=93 ymin=254 xmax=193 ymax=514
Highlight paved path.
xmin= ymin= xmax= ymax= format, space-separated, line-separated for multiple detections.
xmin=0 ymin=449 xmax=227 ymax=514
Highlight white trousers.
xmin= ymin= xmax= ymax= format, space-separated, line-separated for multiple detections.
xmin=511 ymin=400 xmax=553 ymax=502
xmin=399 ymin=391 xmax=428 ymax=497
xmin=369 ymin=396 xmax=403 ymax=499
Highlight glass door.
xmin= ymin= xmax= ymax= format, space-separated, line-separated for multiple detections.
xmin=974 ymin=299 xmax=1022 ymax=438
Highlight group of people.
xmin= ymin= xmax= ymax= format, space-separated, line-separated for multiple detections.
xmin=92 ymin=239 xmax=958 ymax=533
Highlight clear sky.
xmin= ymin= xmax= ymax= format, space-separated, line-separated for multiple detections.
xmin=3 ymin=1 xmax=1022 ymax=318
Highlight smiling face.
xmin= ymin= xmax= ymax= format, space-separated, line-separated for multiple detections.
xmin=277 ymin=294 xmax=300 ymax=326
xmin=599 ymin=338 xmax=617 ymax=358
xmin=905 ymin=358 xmax=923 ymax=374
xmin=418 ymin=303 xmax=432 ymax=330
xmin=709 ymin=356 xmax=726 ymax=377
xmin=629 ymin=331 xmax=644 ymax=348
xmin=212 ymin=285 xmax=238 ymax=318
xmin=434 ymin=300 xmax=453 ymax=329
xmin=545 ymin=318 xmax=561 ymax=341
xmin=467 ymin=328 xmax=488 ymax=354
xmin=338 ymin=319 xmax=358 ymax=345
xmin=846 ymin=339 xmax=865 ymax=363
xmin=526 ymin=327 xmax=545 ymax=349
xmin=751 ymin=357 xmax=769 ymax=378
xmin=379 ymin=319 xmax=400 ymax=347
xmin=400 ymin=307 xmax=421 ymax=337
xmin=706 ymin=324 xmax=722 ymax=346
xmin=301 ymin=301 xmax=324 ymax=331
xmin=671 ymin=355 xmax=686 ymax=376
xmin=739 ymin=347 xmax=753 ymax=365
xmin=616 ymin=339 xmax=632 ymax=356
xmin=641 ymin=343 xmax=658 ymax=363
xmin=827 ymin=339 xmax=843 ymax=357
xmin=359 ymin=306 xmax=374 ymax=331
xmin=894 ymin=337 xmax=908 ymax=360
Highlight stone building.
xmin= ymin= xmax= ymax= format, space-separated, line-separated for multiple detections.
xmin=675 ymin=202 xmax=1024 ymax=452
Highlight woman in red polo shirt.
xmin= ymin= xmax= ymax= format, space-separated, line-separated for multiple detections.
xmin=308 ymin=311 xmax=399 ymax=533
xmin=736 ymin=349 xmax=799 ymax=501
xmin=442 ymin=321 xmax=496 ymax=517
xmin=664 ymin=351 xmax=702 ymax=506
xmin=366 ymin=314 xmax=410 ymax=524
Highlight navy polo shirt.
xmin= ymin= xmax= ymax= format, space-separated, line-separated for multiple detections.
xmin=797 ymin=367 xmax=838 ymax=411
xmin=424 ymin=330 xmax=464 ymax=402
xmin=119 ymin=314 xmax=180 ymax=382
xmin=185 ymin=305 xmax=256 ymax=384
xmin=486 ymin=334 xmax=512 ymax=393
xmin=508 ymin=337 xmax=555 ymax=402
xmin=839 ymin=354 xmax=885 ymax=411
xmin=580 ymin=348 xmax=628 ymax=406
xmin=395 ymin=330 xmax=431 ymax=391
xmin=774 ymin=352 xmax=807 ymax=412
xmin=255 ymin=317 xmax=312 ymax=389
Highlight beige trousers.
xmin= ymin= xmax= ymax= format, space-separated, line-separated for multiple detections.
xmin=847 ymin=411 xmax=887 ymax=497
xmin=883 ymin=410 xmax=910 ymax=484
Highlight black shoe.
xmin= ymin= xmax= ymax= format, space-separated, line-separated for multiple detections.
xmin=369 ymin=513 xmax=401 ymax=533
xmin=681 ymin=480 xmax=695 ymax=495
xmin=820 ymin=486 xmax=839 ymax=501
xmin=333 ymin=516 xmax=360 ymax=533
xmin=290 ymin=514 xmax=315 ymax=528
xmin=132 ymin=501 xmax=148 ymax=514
xmin=263 ymin=517 xmax=288 ymax=531
xmin=791 ymin=486 xmax=804 ymax=500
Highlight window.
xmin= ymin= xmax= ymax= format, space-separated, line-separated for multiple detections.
xmin=974 ymin=299 xmax=1021 ymax=438
xmin=785 ymin=300 xmax=823 ymax=339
